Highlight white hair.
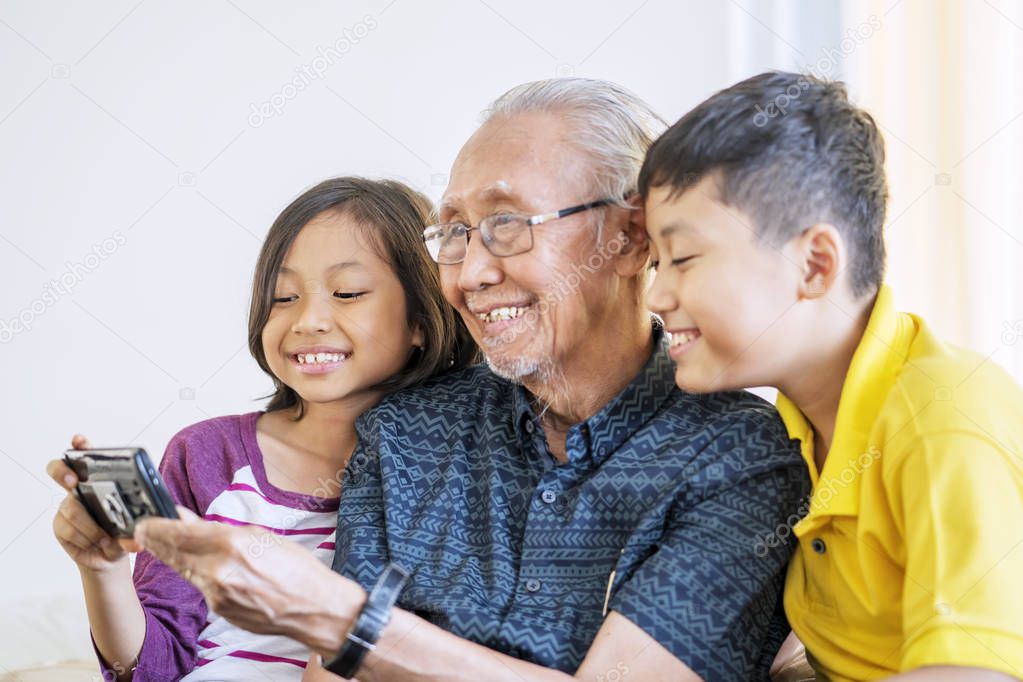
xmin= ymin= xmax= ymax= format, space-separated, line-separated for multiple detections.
xmin=483 ymin=78 xmax=667 ymax=207
xmin=476 ymin=79 xmax=664 ymax=385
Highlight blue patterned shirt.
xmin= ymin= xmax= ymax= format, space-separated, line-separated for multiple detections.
xmin=334 ymin=328 xmax=809 ymax=680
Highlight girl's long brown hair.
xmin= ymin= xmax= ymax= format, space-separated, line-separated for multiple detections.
xmin=248 ymin=177 xmax=478 ymax=417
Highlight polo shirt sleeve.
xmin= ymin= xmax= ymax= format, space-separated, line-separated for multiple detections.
xmin=609 ymin=434 xmax=809 ymax=681
xmin=894 ymin=431 xmax=1023 ymax=676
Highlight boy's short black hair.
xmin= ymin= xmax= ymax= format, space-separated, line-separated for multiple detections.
xmin=639 ymin=71 xmax=888 ymax=298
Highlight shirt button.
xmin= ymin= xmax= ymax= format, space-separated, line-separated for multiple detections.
xmin=525 ymin=421 xmax=535 ymax=434
xmin=525 ymin=578 xmax=541 ymax=592
xmin=811 ymin=538 xmax=827 ymax=554
xmin=541 ymin=489 xmax=557 ymax=504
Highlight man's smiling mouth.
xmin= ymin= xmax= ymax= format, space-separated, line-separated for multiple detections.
xmin=476 ymin=305 xmax=530 ymax=324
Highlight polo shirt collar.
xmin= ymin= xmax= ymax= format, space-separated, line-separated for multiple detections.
xmin=777 ymin=284 xmax=909 ymax=520
xmin=513 ymin=321 xmax=676 ymax=466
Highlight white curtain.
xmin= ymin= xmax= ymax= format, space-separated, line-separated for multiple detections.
xmin=841 ymin=0 xmax=1023 ymax=382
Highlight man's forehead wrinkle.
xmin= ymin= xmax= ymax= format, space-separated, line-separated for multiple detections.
xmin=480 ymin=181 xmax=517 ymax=201
xmin=443 ymin=115 xmax=575 ymax=215
xmin=442 ymin=181 xmax=521 ymax=212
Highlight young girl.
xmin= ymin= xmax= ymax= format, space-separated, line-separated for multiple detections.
xmin=49 ymin=177 xmax=477 ymax=681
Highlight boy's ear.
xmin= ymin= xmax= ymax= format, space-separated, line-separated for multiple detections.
xmin=794 ymin=223 xmax=845 ymax=300
xmin=612 ymin=195 xmax=650 ymax=277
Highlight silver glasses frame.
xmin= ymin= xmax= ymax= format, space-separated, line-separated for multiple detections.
xmin=422 ymin=199 xmax=613 ymax=264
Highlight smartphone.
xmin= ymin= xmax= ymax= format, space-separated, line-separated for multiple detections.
xmin=63 ymin=447 xmax=179 ymax=538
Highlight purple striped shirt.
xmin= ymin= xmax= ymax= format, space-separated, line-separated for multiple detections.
xmin=96 ymin=412 xmax=340 ymax=681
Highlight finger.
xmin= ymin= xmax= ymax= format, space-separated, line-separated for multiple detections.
xmin=59 ymin=495 xmax=107 ymax=541
xmin=58 ymin=498 xmax=126 ymax=562
xmin=134 ymin=514 xmax=224 ymax=563
xmin=176 ymin=505 xmax=200 ymax=521
xmin=71 ymin=434 xmax=93 ymax=450
xmin=132 ymin=518 xmax=186 ymax=573
xmin=119 ymin=538 xmax=143 ymax=553
xmin=53 ymin=511 xmax=88 ymax=549
xmin=301 ymin=653 xmax=325 ymax=681
xmin=46 ymin=460 xmax=78 ymax=489
xmin=98 ymin=535 xmax=126 ymax=561
xmin=53 ymin=512 xmax=103 ymax=553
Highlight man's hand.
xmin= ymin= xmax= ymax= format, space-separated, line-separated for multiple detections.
xmin=134 ymin=508 xmax=364 ymax=651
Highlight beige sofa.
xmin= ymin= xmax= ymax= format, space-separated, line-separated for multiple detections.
xmin=0 ymin=594 xmax=98 ymax=681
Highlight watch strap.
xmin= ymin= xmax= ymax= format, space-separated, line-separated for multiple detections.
xmin=323 ymin=563 xmax=408 ymax=677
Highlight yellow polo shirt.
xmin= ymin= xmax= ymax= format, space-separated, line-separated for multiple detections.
xmin=778 ymin=285 xmax=1023 ymax=681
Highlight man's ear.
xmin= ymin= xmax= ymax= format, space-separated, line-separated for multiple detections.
xmin=612 ymin=195 xmax=650 ymax=277
xmin=793 ymin=223 xmax=845 ymax=300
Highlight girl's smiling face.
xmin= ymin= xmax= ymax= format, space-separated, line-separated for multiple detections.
xmin=261 ymin=210 xmax=423 ymax=412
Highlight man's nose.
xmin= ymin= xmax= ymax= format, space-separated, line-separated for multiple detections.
xmin=457 ymin=232 xmax=504 ymax=292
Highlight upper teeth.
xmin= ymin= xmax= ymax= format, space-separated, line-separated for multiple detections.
xmin=478 ymin=306 xmax=529 ymax=323
xmin=670 ymin=331 xmax=699 ymax=347
xmin=297 ymin=352 xmax=344 ymax=364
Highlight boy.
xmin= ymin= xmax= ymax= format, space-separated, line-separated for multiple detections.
xmin=639 ymin=71 xmax=1023 ymax=681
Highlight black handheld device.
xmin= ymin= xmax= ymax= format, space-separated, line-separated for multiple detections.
xmin=63 ymin=448 xmax=179 ymax=538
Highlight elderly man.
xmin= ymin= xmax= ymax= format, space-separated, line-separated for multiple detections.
xmin=115 ymin=79 xmax=808 ymax=681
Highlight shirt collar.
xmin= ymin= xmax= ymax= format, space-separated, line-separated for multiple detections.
xmin=513 ymin=377 xmax=534 ymax=432
xmin=778 ymin=284 xmax=911 ymax=521
xmin=513 ymin=320 xmax=676 ymax=466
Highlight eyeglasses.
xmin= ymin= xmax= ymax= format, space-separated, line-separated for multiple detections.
xmin=422 ymin=199 xmax=613 ymax=265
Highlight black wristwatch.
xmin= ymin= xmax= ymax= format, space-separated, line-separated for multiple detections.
xmin=324 ymin=563 xmax=409 ymax=678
